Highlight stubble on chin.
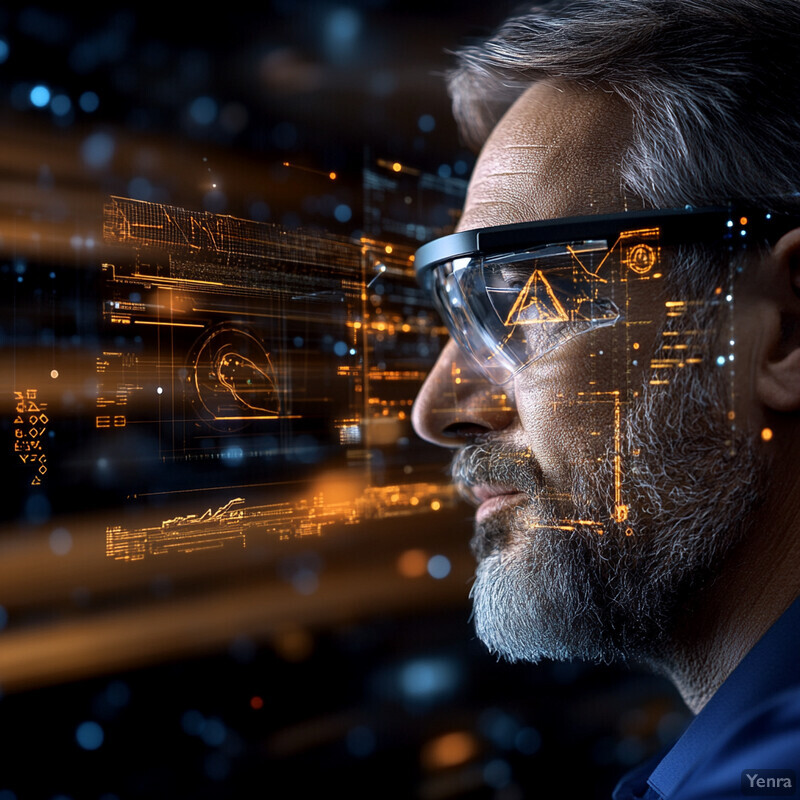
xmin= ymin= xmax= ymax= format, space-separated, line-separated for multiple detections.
xmin=461 ymin=365 xmax=767 ymax=667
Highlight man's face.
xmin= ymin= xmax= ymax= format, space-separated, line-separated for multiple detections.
xmin=411 ymin=81 xmax=765 ymax=665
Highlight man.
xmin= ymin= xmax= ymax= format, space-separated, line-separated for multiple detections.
xmin=411 ymin=1 xmax=800 ymax=797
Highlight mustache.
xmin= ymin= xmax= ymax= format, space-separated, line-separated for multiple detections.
xmin=450 ymin=442 xmax=542 ymax=504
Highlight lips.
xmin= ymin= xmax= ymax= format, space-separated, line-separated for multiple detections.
xmin=471 ymin=485 xmax=527 ymax=523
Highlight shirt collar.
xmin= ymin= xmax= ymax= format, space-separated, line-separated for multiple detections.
xmin=647 ymin=595 xmax=800 ymax=798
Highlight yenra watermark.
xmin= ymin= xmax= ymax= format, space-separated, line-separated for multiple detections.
xmin=741 ymin=770 xmax=796 ymax=796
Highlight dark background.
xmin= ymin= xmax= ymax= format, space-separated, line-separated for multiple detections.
xmin=0 ymin=3 xmax=689 ymax=798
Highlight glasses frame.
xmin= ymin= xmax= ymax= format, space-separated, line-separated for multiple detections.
xmin=414 ymin=204 xmax=800 ymax=290
xmin=413 ymin=203 xmax=800 ymax=384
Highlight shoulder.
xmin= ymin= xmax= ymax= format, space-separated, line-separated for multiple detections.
xmin=669 ymin=686 xmax=800 ymax=799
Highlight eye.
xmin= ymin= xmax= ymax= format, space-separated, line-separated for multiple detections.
xmin=498 ymin=266 xmax=532 ymax=290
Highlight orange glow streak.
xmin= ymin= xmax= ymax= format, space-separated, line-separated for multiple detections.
xmin=392 ymin=162 xmax=402 ymax=172
xmin=612 ymin=391 xmax=626 ymax=524
xmin=397 ymin=549 xmax=428 ymax=578
xmin=283 ymin=161 xmax=338 ymax=181
xmin=421 ymin=732 xmax=479 ymax=769
xmin=213 ymin=415 xmax=301 ymax=421
xmin=131 ymin=273 xmax=224 ymax=286
xmin=530 ymin=523 xmax=576 ymax=531
xmin=133 ymin=321 xmax=205 ymax=328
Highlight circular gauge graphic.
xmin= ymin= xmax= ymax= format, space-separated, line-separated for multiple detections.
xmin=188 ymin=324 xmax=280 ymax=431
xmin=625 ymin=243 xmax=657 ymax=274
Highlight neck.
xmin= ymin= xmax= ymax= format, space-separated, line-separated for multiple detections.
xmin=654 ymin=479 xmax=800 ymax=713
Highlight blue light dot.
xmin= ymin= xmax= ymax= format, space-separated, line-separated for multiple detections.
xmin=79 ymin=91 xmax=99 ymax=113
xmin=0 ymin=606 xmax=7 ymax=630
xmin=418 ymin=114 xmax=435 ymax=133
xmin=727 ymin=220 xmax=734 ymax=228
xmin=334 ymin=204 xmax=352 ymax=223
xmin=349 ymin=348 xmax=357 ymax=355
xmin=201 ymin=717 xmax=226 ymax=747
xmin=181 ymin=710 xmax=205 ymax=736
xmin=76 ymin=721 xmax=104 ymax=750
xmin=51 ymin=94 xmax=71 ymax=116
xmin=483 ymin=758 xmax=512 ymax=789
xmin=716 ymin=356 xmax=726 ymax=366
xmin=293 ymin=336 xmax=304 ymax=347
xmin=222 ymin=446 xmax=244 ymax=464
xmin=326 ymin=8 xmax=361 ymax=45
xmin=427 ymin=554 xmax=451 ymax=579
xmin=437 ymin=164 xmax=452 ymax=179
xmin=333 ymin=341 xmax=348 ymax=357
xmin=766 ymin=213 xmax=773 ymax=220
xmin=81 ymin=131 xmax=114 ymax=168
xmin=189 ymin=96 xmax=217 ymax=126
xmin=400 ymin=658 xmax=458 ymax=699
xmin=740 ymin=230 xmax=747 ymax=237
xmin=105 ymin=680 xmax=130 ymax=708
xmin=49 ymin=527 xmax=72 ymax=556
xmin=0 ymin=39 xmax=9 ymax=64
xmin=291 ymin=569 xmax=319 ymax=595
xmin=30 ymin=85 xmax=50 ymax=108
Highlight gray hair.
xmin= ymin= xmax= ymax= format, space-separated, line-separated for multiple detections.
xmin=449 ymin=0 xmax=800 ymax=208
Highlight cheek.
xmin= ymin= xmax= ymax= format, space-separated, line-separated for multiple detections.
xmin=511 ymin=349 xmax=621 ymax=484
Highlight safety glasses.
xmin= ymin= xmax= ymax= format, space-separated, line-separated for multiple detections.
xmin=414 ymin=205 xmax=796 ymax=384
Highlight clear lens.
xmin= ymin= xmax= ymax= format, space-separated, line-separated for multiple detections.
xmin=431 ymin=241 xmax=621 ymax=384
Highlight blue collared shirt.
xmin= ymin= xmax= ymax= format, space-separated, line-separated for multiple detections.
xmin=613 ymin=596 xmax=800 ymax=799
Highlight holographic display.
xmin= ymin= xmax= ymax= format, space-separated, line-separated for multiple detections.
xmin=4 ymin=162 xmax=470 ymax=568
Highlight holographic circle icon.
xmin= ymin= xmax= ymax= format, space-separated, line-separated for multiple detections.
xmin=188 ymin=324 xmax=280 ymax=431
xmin=625 ymin=243 xmax=657 ymax=274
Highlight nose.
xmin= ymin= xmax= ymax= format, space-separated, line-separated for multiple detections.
xmin=411 ymin=339 xmax=517 ymax=447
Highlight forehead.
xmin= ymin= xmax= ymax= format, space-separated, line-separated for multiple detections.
xmin=458 ymin=80 xmax=636 ymax=232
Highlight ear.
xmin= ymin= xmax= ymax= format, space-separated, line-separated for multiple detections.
xmin=756 ymin=227 xmax=800 ymax=412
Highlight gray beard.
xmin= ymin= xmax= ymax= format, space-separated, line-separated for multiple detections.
xmin=452 ymin=349 xmax=766 ymax=666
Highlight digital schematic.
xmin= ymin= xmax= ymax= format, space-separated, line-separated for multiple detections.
xmin=92 ymin=192 xmax=452 ymax=559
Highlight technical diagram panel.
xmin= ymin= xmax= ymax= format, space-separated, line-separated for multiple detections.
xmin=3 ymin=181 xmax=458 ymax=563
